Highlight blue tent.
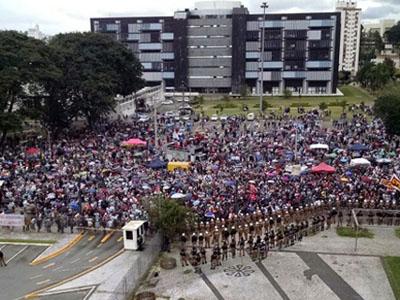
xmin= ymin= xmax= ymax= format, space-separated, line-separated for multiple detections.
xmin=147 ymin=158 xmax=167 ymax=170
xmin=348 ymin=143 xmax=369 ymax=152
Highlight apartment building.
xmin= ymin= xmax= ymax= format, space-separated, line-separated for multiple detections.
xmin=91 ymin=1 xmax=341 ymax=95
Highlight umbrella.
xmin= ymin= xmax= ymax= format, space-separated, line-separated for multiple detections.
xmin=348 ymin=143 xmax=369 ymax=152
xmin=121 ymin=138 xmax=146 ymax=147
xmin=376 ymin=158 xmax=392 ymax=164
xmin=350 ymin=158 xmax=371 ymax=167
xmin=147 ymin=158 xmax=167 ymax=170
xmin=26 ymin=147 xmax=40 ymax=155
xmin=171 ymin=193 xmax=186 ymax=199
xmin=205 ymin=211 xmax=215 ymax=218
xmin=310 ymin=144 xmax=329 ymax=151
xmin=311 ymin=162 xmax=336 ymax=174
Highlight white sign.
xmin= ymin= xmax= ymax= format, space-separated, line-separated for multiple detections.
xmin=0 ymin=214 xmax=25 ymax=227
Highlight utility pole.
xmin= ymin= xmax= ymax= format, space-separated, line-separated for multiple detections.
xmin=259 ymin=2 xmax=268 ymax=113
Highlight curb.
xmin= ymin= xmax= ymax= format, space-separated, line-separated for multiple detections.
xmin=25 ymin=249 xmax=125 ymax=299
xmin=101 ymin=231 xmax=114 ymax=244
xmin=30 ymin=232 xmax=85 ymax=266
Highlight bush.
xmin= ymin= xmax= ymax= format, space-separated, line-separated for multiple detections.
xmin=319 ymin=102 xmax=328 ymax=110
xmin=283 ymin=89 xmax=292 ymax=99
xmin=213 ymin=102 xmax=238 ymax=109
xmin=290 ymin=102 xmax=310 ymax=108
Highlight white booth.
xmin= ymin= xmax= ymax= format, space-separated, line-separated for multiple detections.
xmin=122 ymin=220 xmax=146 ymax=250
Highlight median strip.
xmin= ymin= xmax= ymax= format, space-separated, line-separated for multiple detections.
xmin=30 ymin=232 xmax=85 ymax=266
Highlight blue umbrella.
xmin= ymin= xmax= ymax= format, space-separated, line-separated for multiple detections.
xmin=205 ymin=211 xmax=215 ymax=218
xmin=348 ymin=143 xmax=369 ymax=152
xmin=147 ymin=158 xmax=167 ymax=170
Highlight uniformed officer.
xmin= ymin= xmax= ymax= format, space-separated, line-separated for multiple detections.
xmin=204 ymin=230 xmax=211 ymax=248
xmin=221 ymin=241 xmax=228 ymax=261
xmin=180 ymin=247 xmax=189 ymax=267
xmin=238 ymin=237 xmax=245 ymax=256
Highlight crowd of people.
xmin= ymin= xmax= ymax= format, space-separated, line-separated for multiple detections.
xmin=0 ymin=107 xmax=399 ymax=250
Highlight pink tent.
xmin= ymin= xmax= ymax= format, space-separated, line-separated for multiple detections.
xmin=26 ymin=147 xmax=40 ymax=155
xmin=311 ymin=162 xmax=336 ymax=174
xmin=121 ymin=138 xmax=147 ymax=147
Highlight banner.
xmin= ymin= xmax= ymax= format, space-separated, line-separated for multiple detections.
xmin=0 ymin=214 xmax=25 ymax=227
xmin=390 ymin=175 xmax=400 ymax=191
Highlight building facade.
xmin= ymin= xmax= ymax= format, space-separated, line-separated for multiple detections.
xmin=336 ymin=0 xmax=361 ymax=75
xmin=363 ymin=19 xmax=395 ymax=37
xmin=91 ymin=1 xmax=341 ymax=95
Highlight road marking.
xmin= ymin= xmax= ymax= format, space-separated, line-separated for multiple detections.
xmin=6 ymin=246 xmax=28 ymax=264
xmin=36 ymin=279 xmax=51 ymax=285
xmin=89 ymin=256 xmax=98 ymax=263
xmin=43 ymin=262 xmax=56 ymax=269
xmin=117 ymin=236 xmax=123 ymax=242
xmin=30 ymin=274 xmax=43 ymax=280
xmin=0 ymin=245 xmax=6 ymax=250
xmin=71 ymin=258 xmax=81 ymax=264
xmin=86 ymin=250 xmax=94 ymax=256
xmin=88 ymin=235 xmax=95 ymax=241
xmin=53 ymin=266 xmax=63 ymax=271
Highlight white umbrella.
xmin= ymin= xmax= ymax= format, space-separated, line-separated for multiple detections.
xmin=376 ymin=158 xmax=392 ymax=164
xmin=310 ymin=144 xmax=329 ymax=151
xmin=350 ymin=158 xmax=371 ymax=167
xmin=171 ymin=193 xmax=186 ymax=199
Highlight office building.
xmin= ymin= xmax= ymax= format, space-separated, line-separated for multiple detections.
xmin=363 ymin=19 xmax=396 ymax=37
xmin=91 ymin=1 xmax=341 ymax=95
xmin=336 ymin=0 xmax=361 ymax=75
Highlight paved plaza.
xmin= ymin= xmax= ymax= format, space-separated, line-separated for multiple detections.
xmin=136 ymin=227 xmax=399 ymax=300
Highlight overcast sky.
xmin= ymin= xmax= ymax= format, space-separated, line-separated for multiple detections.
xmin=0 ymin=0 xmax=399 ymax=35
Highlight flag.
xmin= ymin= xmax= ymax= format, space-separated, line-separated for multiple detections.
xmin=390 ymin=175 xmax=400 ymax=191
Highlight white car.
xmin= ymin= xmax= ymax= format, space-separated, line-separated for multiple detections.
xmin=182 ymin=115 xmax=191 ymax=121
xmin=174 ymin=115 xmax=180 ymax=121
xmin=165 ymin=111 xmax=176 ymax=118
xmin=211 ymin=114 xmax=219 ymax=121
xmin=220 ymin=115 xmax=228 ymax=121
xmin=247 ymin=113 xmax=255 ymax=121
xmin=161 ymin=100 xmax=174 ymax=105
xmin=138 ymin=116 xmax=150 ymax=122
xmin=176 ymin=98 xmax=184 ymax=102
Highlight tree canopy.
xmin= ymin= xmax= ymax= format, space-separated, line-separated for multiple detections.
xmin=356 ymin=61 xmax=394 ymax=91
xmin=0 ymin=30 xmax=145 ymax=142
xmin=385 ymin=22 xmax=400 ymax=47
xmin=374 ymin=83 xmax=400 ymax=136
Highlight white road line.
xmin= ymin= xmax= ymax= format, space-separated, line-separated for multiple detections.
xmin=43 ymin=262 xmax=56 ymax=269
xmin=0 ymin=245 xmax=6 ymax=250
xmin=30 ymin=274 xmax=44 ymax=280
xmin=53 ymin=266 xmax=63 ymax=271
xmin=89 ymin=256 xmax=98 ymax=263
xmin=6 ymin=246 xmax=28 ymax=264
xmin=71 ymin=258 xmax=81 ymax=264
xmin=36 ymin=279 xmax=51 ymax=285
xmin=85 ymin=250 xmax=94 ymax=256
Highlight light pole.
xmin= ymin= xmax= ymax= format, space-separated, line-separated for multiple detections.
xmin=259 ymin=2 xmax=268 ymax=113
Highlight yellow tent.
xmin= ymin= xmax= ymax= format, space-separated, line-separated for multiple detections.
xmin=167 ymin=162 xmax=190 ymax=172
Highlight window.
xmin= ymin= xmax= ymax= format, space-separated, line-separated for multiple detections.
xmin=106 ymin=23 xmax=119 ymax=32
xmin=126 ymin=230 xmax=133 ymax=240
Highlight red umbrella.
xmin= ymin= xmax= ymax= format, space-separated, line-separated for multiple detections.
xmin=121 ymin=138 xmax=146 ymax=147
xmin=311 ymin=162 xmax=336 ymax=174
xmin=26 ymin=147 xmax=40 ymax=155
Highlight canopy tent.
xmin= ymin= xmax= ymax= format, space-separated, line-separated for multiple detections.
xmin=348 ymin=143 xmax=369 ymax=152
xmin=310 ymin=144 xmax=329 ymax=151
xmin=147 ymin=158 xmax=167 ymax=170
xmin=167 ymin=162 xmax=190 ymax=172
xmin=350 ymin=158 xmax=371 ymax=167
xmin=311 ymin=162 xmax=336 ymax=174
xmin=26 ymin=147 xmax=40 ymax=155
xmin=170 ymin=192 xmax=186 ymax=199
xmin=121 ymin=138 xmax=146 ymax=147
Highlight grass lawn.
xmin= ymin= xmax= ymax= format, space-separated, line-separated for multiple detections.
xmin=336 ymin=227 xmax=374 ymax=239
xmin=383 ymin=256 xmax=400 ymax=300
xmin=196 ymin=85 xmax=374 ymax=119
xmin=396 ymin=228 xmax=400 ymax=239
xmin=0 ymin=238 xmax=56 ymax=244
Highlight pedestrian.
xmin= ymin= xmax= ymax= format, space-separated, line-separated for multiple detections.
xmin=0 ymin=250 xmax=6 ymax=267
xmin=180 ymin=248 xmax=189 ymax=267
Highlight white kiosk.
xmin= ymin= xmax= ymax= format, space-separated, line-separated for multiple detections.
xmin=122 ymin=220 xmax=146 ymax=250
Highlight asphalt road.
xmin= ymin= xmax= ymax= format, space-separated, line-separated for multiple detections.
xmin=0 ymin=233 xmax=123 ymax=300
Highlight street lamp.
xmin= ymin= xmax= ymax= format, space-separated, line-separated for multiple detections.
xmin=259 ymin=2 xmax=268 ymax=113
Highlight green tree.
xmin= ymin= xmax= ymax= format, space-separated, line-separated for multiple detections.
xmin=283 ymin=89 xmax=292 ymax=99
xmin=374 ymin=83 xmax=400 ymax=135
xmin=0 ymin=31 xmax=57 ymax=147
xmin=339 ymin=100 xmax=348 ymax=112
xmin=383 ymin=57 xmax=396 ymax=79
xmin=356 ymin=62 xmax=393 ymax=91
xmin=385 ymin=22 xmax=400 ymax=49
xmin=240 ymin=84 xmax=249 ymax=98
xmin=319 ymin=102 xmax=328 ymax=110
xmin=47 ymin=32 xmax=144 ymax=128
xmin=147 ymin=196 xmax=195 ymax=242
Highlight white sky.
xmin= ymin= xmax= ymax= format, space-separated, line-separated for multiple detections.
xmin=0 ymin=0 xmax=398 ymax=35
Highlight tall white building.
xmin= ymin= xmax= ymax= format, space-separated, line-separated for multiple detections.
xmin=336 ymin=0 xmax=361 ymax=75
xmin=27 ymin=24 xmax=47 ymax=40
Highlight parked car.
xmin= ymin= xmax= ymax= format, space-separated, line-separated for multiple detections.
xmin=211 ymin=114 xmax=219 ymax=121
xmin=220 ymin=115 xmax=228 ymax=122
xmin=161 ymin=100 xmax=174 ymax=105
